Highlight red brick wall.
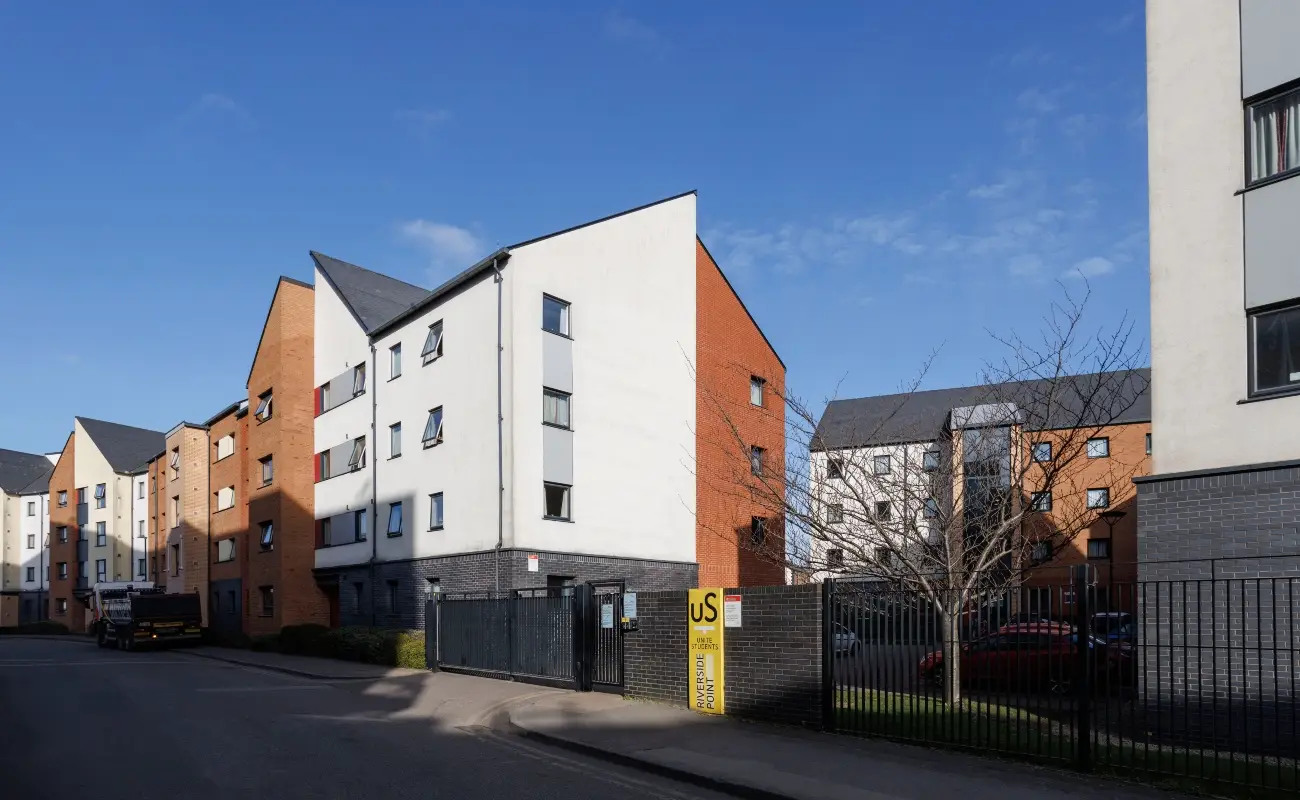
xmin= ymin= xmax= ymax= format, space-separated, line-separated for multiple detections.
xmin=694 ymin=239 xmax=787 ymax=587
xmin=208 ymin=409 xmax=248 ymax=606
xmin=246 ymin=278 xmax=324 ymax=637
xmin=47 ymin=432 xmax=82 ymax=631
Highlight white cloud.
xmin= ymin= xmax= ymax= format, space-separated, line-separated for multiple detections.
xmin=999 ymin=45 xmax=1052 ymax=67
xmin=1008 ymin=254 xmax=1044 ymax=278
xmin=705 ymin=214 xmax=921 ymax=278
xmin=400 ymin=220 xmax=484 ymax=277
xmin=604 ymin=10 xmax=661 ymax=49
xmin=176 ymin=92 xmax=253 ymax=128
xmin=1017 ymin=88 xmax=1061 ymax=114
xmin=969 ymin=183 xmax=1008 ymax=200
xmin=1063 ymin=256 xmax=1115 ymax=280
xmin=1061 ymin=112 xmax=1105 ymax=143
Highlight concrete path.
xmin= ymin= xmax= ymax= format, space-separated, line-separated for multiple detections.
xmin=178 ymin=645 xmax=429 ymax=680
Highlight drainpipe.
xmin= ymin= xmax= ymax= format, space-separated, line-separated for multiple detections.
xmin=493 ymin=257 xmax=504 ymax=593
xmin=369 ymin=343 xmax=379 ymax=627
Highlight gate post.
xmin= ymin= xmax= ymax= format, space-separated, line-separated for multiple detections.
xmin=821 ymin=578 xmax=836 ymax=732
xmin=572 ymin=584 xmax=594 ymax=692
xmin=426 ymin=594 xmax=441 ymax=672
xmin=1072 ymin=564 xmax=1092 ymax=772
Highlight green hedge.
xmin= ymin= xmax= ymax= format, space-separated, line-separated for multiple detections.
xmin=270 ymin=625 xmax=426 ymax=670
xmin=0 ymin=621 xmax=71 ymax=636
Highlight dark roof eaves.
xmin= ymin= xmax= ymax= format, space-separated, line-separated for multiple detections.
xmin=203 ymin=399 xmax=246 ymax=428
xmin=697 ymin=236 xmax=786 ymax=371
xmin=508 ymin=189 xmax=697 ymax=250
xmin=367 ymin=249 xmax=510 ymax=339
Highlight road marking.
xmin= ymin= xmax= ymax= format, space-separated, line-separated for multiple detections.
xmin=197 ymin=684 xmax=329 ymax=693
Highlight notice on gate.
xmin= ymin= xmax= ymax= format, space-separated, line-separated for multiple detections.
xmin=688 ymin=587 xmax=725 ymax=715
xmin=600 ymin=603 xmax=614 ymax=629
xmin=724 ymin=594 xmax=742 ymax=628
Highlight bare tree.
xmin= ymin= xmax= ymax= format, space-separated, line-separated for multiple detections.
xmin=695 ymin=286 xmax=1148 ymax=705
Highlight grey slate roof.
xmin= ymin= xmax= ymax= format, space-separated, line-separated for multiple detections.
xmin=0 ymin=449 xmax=54 ymax=494
xmin=813 ymin=368 xmax=1151 ymax=451
xmin=76 ymin=417 xmax=166 ymax=474
xmin=310 ymin=252 xmax=431 ymax=334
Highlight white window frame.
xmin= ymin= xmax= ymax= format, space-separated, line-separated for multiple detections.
xmin=27 ymin=501 xmax=34 ymax=516
xmin=542 ymin=294 xmax=571 ymax=337
xmin=429 ymin=492 xmax=444 ymax=530
xmin=542 ymin=388 xmax=571 ymax=429
xmin=216 ymin=538 xmax=236 ymax=563
xmin=750 ymin=376 xmax=765 ymax=407
xmin=319 ymin=450 xmax=331 ymax=481
xmin=255 ymin=392 xmax=273 ymax=422
xmin=354 ymin=509 xmax=368 ymax=542
xmin=750 ymin=445 xmax=765 ymax=477
xmin=58 ymin=491 xmax=67 ymax=507
xmin=390 ymin=342 xmax=402 ymax=378
xmin=422 ymin=407 xmax=444 ymax=447
xmin=874 ymin=454 xmax=891 ymax=475
xmin=217 ymin=486 xmax=235 ymax=512
xmin=216 ymin=435 xmax=235 ymax=461
xmin=261 ymin=456 xmax=273 ymax=485
xmin=1086 ymin=437 xmax=1110 ymax=459
xmin=1247 ymin=85 xmax=1300 ymax=184
xmin=390 ymin=422 xmax=402 ymax=458
xmin=1032 ymin=442 xmax=1052 ymax=463
xmin=94 ymin=483 xmax=106 ymax=508
xmin=320 ymin=382 xmax=331 ymax=410
xmin=421 ymin=321 xmax=444 ymax=365
xmin=169 ymin=450 xmax=180 ymax=470
xmin=1086 ymin=488 xmax=1111 ymax=509
xmin=387 ymin=502 xmax=404 ymax=536
xmin=543 ymin=482 xmax=571 ymax=521
xmin=352 ymin=363 xmax=366 ymax=396
xmin=348 ymin=437 xmax=367 ymax=470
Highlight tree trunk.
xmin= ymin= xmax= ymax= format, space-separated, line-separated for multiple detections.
xmin=938 ymin=607 xmax=963 ymax=706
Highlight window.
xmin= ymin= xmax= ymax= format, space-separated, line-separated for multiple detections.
xmin=1087 ymin=539 xmax=1112 ymax=560
xmin=348 ymin=436 xmax=367 ymax=470
xmin=826 ymin=503 xmax=844 ymax=524
xmin=171 ymin=545 xmax=180 ymax=575
xmin=255 ymin=391 xmax=273 ymax=422
xmin=542 ymin=295 xmax=570 ymax=336
xmin=750 ymin=376 xmax=765 ymax=407
xmin=260 ymin=586 xmax=274 ymax=617
xmin=1251 ymin=304 xmax=1300 ymax=394
xmin=544 ymin=483 xmax=571 ymax=520
xmin=874 ymin=454 xmax=891 ymax=475
xmin=26 ymin=567 xmax=35 ymax=582
xmin=1145 ymin=432 xmax=1152 ymax=455
xmin=26 ymin=501 xmax=35 ymax=516
xmin=387 ymin=502 xmax=404 ymax=536
xmin=353 ymin=582 xmax=365 ymax=614
xmin=96 ymin=559 xmax=107 ymax=582
xmin=57 ymin=526 xmax=67 ymax=543
xmin=318 ymin=450 xmax=330 ymax=481
xmin=1030 ymin=491 xmax=1052 ymax=512
xmin=139 ymin=480 xmax=146 ymax=498
xmin=543 ymin=388 xmax=571 ymax=429
xmin=216 ymin=539 xmax=236 ymax=562
xmin=1031 ymin=541 xmax=1053 ymax=564
xmin=58 ymin=491 xmax=67 ymax=507
xmin=354 ymin=509 xmax=368 ymax=542
xmin=216 ymin=434 xmax=235 ymax=461
xmin=319 ymin=383 xmax=331 ymax=412
xmin=750 ymin=516 xmax=767 ymax=546
xmin=875 ymin=501 xmax=892 ymax=520
xmin=95 ymin=522 xmax=106 ymax=546
xmin=169 ymin=449 xmax=180 ymax=473
xmin=390 ymin=343 xmax=402 ymax=378
xmin=1248 ymin=86 xmax=1300 ymax=183
xmin=150 ymin=555 xmax=156 ymax=575
xmin=390 ymin=422 xmax=402 ymax=458
xmin=750 ymin=446 xmax=765 ymax=477
xmin=1086 ymin=488 xmax=1111 ymax=509
xmin=318 ymin=518 xmax=332 ymax=547
xmin=77 ymin=487 xmax=85 ymax=504
xmin=57 ymin=562 xmax=67 ymax=579
xmin=138 ymin=520 xmax=145 ymax=538
xmin=922 ymin=450 xmax=940 ymax=472
xmin=1086 ymin=437 xmax=1110 ymax=459
xmin=137 ymin=558 xmax=145 ymax=576
xmin=827 ymin=458 xmax=844 ymax=480
xmin=923 ymin=498 xmax=940 ymax=518
xmin=94 ymin=483 xmax=106 ymax=508
xmin=260 ymin=456 xmax=273 ymax=486
xmin=26 ymin=534 xmax=35 ymax=549
xmin=1032 ymin=442 xmax=1052 ymax=463
xmin=429 ymin=492 xmax=444 ymax=530
xmin=827 ymin=548 xmax=845 ymax=568
xmin=55 ymin=598 xmax=67 ymax=615
xmin=421 ymin=321 xmax=444 ymax=364
xmin=422 ymin=407 xmax=444 ymax=447
xmin=352 ymin=363 xmax=366 ymax=396
xmin=259 ymin=521 xmax=274 ymax=550
xmin=170 ymin=496 xmax=180 ymax=526
xmin=217 ymin=486 xmax=235 ymax=511
xmin=387 ymin=580 xmax=399 ymax=612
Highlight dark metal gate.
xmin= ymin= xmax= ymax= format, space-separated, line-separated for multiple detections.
xmin=589 ymin=581 xmax=625 ymax=692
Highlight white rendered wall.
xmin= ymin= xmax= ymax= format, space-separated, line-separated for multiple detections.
xmin=1148 ymin=0 xmax=1300 ymax=474
xmin=73 ymin=419 xmax=134 ymax=582
xmin=19 ymin=491 xmax=50 ymax=590
xmin=314 ymin=271 xmax=375 ymax=570
xmin=507 ymin=193 xmax=698 ymax=562
xmin=130 ymin=475 xmax=147 ymax=579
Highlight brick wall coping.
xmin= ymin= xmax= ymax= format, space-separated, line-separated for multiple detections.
xmin=1133 ymin=457 xmax=1300 ymax=485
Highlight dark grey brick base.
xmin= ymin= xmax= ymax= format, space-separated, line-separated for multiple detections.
xmin=315 ymin=548 xmax=697 ymax=631
xmin=1135 ymin=461 xmax=1300 ymax=755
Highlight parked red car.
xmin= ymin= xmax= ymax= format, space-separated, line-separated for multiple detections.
xmin=918 ymin=622 xmax=1123 ymax=695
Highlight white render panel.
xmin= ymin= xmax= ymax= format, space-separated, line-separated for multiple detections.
xmin=1244 ymin=176 xmax=1300 ymax=308
xmin=1148 ymin=0 xmax=1300 ymax=474
xmin=508 ymin=193 xmax=697 ymax=562
xmin=541 ymin=331 xmax=573 ymax=393
xmin=541 ymin=425 xmax=574 ymax=485
xmin=370 ymin=271 xmax=504 ymax=562
xmin=1241 ymin=0 xmax=1300 ymax=98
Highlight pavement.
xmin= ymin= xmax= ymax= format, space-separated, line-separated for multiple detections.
xmin=0 ymin=638 xmax=1196 ymax=800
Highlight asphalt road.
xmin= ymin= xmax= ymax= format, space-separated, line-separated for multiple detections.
xmin=0 ymin=638 xmax=730 ymax=800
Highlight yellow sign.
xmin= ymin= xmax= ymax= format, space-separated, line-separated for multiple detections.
xmin=688 ymin=587 xmax=725 ymax=715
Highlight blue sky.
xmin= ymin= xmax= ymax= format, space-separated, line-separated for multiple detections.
xmin=0 ymin=1 xmax=1148 ymax=454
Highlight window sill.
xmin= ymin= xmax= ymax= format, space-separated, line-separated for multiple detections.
xmin=543 ymin=516 xmax=575 ymax=523
xmin=422 ymin=440 xmax=444 ymax=450
xmin=387 ymin=532 xmax=404 ymax=538
xmin=422 ymin=355 xmax=444 ymax=367
xmin=258 ymin=481 xmax=273 ymax=490
xmin=1238 ymin=384 xmax=1300 ymax=405
xmin=214 ymin=558 xmax=235 ymax=564
xmin=429 ymin=525 xmax=444 ymax=532
xmin=388 ymin=374 xmax=402 ymax=382
xmin=542 ymin=329 xmax=573 ymax=341
xmin=259 ymin=546 xmax=274 ymax=553
xmin=215 ymin=454 xmax=233 ymax=464
xmin=214 ymin=506 xmax=235 ymax=514
xmin=388 ymin=454 xmax=402 ymax=460
xmin=1235 ymin=168 xmax=1300 ymax=196
xmin=541 ymin=422 xmax=572 ymax=432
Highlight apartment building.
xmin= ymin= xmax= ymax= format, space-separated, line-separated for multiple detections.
xmin=0 ymin=449 xmax=56 ymax=626
xmin=809 ymin=370 xmax=1150 ymax=602
xmin=1142 ymin=0 xmax=1300 ymax=578
xmin=312 ymin=191 xmax=785 ymax=629
xmin=144 ymin=423 xmax=210 ymax=622
xmin=47 ymin=418 xmax=163 ymax=633
xmin=207 ymin=400 xmax=249 ymax=637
